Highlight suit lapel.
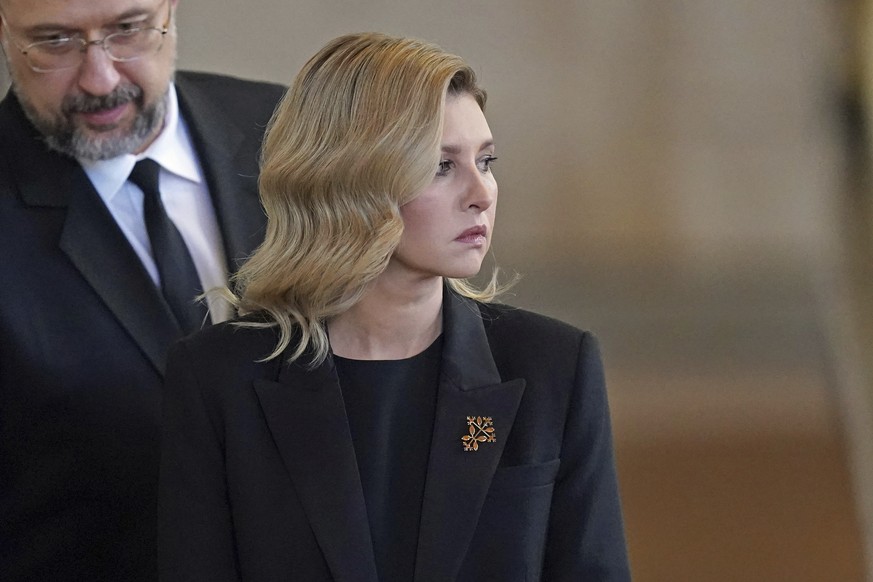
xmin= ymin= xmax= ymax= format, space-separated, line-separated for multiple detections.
xmin=254 ymin=358 xmax=379 ymax=582
xmin=0 ymin=94 xmax=180 ymax=373
xmin=174 ymin=74 xmax=266 ymax=276
xmin=59 ymin=179 xmax=182 ymax=372
xmin=414 ymin=291 xmax=527 ymax=582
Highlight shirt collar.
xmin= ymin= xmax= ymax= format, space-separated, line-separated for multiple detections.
xmin=81 ymin=83 xmax=204 ymax=202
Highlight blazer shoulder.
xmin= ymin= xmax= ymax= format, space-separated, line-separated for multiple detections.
xmin=476 ymin=301 xmax=601 ymax=378
xmin=175 ymin=70 xmax=286 ymax=98
xmin=478 ymin=301 xmax=592 ymax=344
xmin=170 ymin=316 xmax=282 ymax=380
xmin=174 ymin=70 xmax=286 ymax=125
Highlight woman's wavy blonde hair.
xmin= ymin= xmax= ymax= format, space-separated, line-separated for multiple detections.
xmin=232 ymin=32 xmax=506 ymax=366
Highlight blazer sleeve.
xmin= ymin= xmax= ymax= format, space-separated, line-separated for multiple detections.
xmin=158 ymin=340 xmax=242 ymax=582
xmin=542 ymin=332 xmax=632 ymax=581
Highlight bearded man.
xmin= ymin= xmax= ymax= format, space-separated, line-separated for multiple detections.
xmin=0 ymin=0 xmax=285 ymax=579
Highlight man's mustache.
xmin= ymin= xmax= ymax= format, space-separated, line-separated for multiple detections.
xmin=62 ymin=84 xmax=143 ymax=114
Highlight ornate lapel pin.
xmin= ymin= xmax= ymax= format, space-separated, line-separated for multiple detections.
xmin=462 ymin=416 xmax=496 ymax=451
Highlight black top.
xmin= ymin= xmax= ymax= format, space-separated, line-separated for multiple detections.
xmin=333 ymin=336 xmax=443 ymax=582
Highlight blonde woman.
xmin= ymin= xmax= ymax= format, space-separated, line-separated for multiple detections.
xmin=158 ymin=32 xmax=630 ymax=582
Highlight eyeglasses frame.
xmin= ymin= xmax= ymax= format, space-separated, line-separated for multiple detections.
xmin=0 ymin=0 xmax=173 ymax=74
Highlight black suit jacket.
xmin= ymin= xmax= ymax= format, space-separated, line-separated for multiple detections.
xmin=159 ymin=290 xmax=631 ymax=581
xmin=0 ymin=71 xmax=285 ymax=582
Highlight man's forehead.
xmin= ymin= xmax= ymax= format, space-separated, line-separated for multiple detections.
xmin=1 ymin=0 xmax=161 ymax=27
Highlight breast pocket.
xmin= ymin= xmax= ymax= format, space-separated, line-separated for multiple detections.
xmin=459 ymin=459 xmax=561 ymax=581
xmin=487 ymin=458 xmax=561 ymax=493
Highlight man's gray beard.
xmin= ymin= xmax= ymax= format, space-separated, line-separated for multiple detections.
xmin=13 ymin=82 xmax=168 ymax=161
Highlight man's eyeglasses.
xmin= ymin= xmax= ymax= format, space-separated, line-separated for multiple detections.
xmin=0 ymin=2 xmax=172 ymax=73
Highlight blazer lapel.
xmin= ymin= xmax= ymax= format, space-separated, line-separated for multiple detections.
xmin=414 ymin=291 xmax=527 ymax=582
xmin=174 ymin=74 xmax=266 ymax=276
xmin=254 ymin=359 xmax=379 ymax=582
xmin=0 ymin=95 xmax=180 ymax=374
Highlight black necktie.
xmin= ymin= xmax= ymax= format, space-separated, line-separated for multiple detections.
xmin=128 ymin=159 xmax=208 ymax=334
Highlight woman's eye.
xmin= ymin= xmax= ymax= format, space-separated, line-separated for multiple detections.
xmin=436 ymin=160 xmax=453 ymax=177
xmin=479 ymin=155 xmax=498 ymax=172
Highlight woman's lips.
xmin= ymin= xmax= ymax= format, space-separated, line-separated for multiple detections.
xmin=455 ymin=225 xmax=487 ymax=245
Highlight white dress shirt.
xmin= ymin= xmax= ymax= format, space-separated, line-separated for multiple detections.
xmin=81 ymin=83 xmax=232 ymax=323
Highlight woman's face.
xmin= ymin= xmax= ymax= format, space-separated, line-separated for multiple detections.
xmin=389 ymin=92 xmax=497 ymax=283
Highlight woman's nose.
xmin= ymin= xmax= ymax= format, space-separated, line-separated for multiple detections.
xmin=464 ymin=168 xmax=497 ymax=211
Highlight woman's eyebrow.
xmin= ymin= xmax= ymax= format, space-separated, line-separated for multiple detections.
xmin=440 ymin=140 xmax=495 ymax=154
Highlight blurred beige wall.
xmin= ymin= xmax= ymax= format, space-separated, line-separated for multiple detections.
xmin=174 ymin=0 xmax=844 ymax=283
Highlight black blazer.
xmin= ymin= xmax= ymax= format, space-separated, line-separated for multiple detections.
xmin=0 ymin=72 xmax=285 ymax=582
xmin=159 ymin=290 xmax=631 ymax=581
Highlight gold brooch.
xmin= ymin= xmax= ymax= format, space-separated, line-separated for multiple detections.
xmin=462 ymin=416 xmax=496 ymax=451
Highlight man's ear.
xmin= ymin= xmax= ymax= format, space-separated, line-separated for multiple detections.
xmin=0 ymin=23 xmax=8 ymax=63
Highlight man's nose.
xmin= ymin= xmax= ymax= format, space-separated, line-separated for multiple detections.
xmin=76 ymin=42 xmax=121 ymax=96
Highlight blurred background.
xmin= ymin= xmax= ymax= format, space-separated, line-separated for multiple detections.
xmin=3 ymin=0 xmax=873 ymax=579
